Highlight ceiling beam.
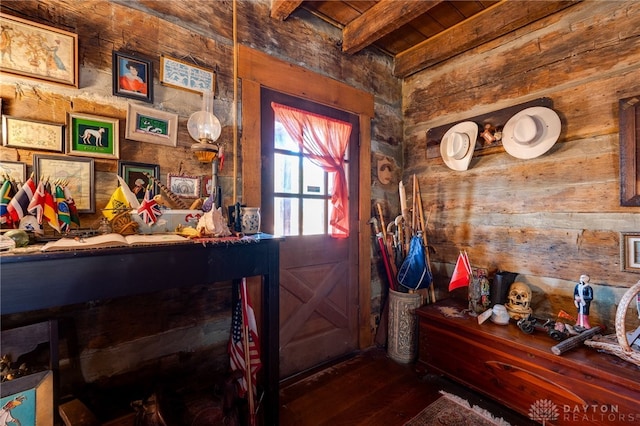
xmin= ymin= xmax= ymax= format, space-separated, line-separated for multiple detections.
xmin=270 ymin=0 xmax=302 ymax=20
xmin=394 ymin=0 xmax=579 ymax=78
xmin=342 ymin=0 xmax=444 ymax=55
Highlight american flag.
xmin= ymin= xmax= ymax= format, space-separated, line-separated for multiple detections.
xmin=136 ymin=188 xmax=161 ymax=225
xmin=228 ymin=278 xmax=262 ymax=398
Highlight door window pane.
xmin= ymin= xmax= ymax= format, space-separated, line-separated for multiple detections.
xmin=274 ymin=122 xmax=299 ymax=152
xmin=302 ymin=157 xmax=325 ymax=195
xmin=274 ymin=153 xmax=300 ymax=194
xmin=274 ymin=197 xmax=299 ymax=236
xmin=302 ymin=199 xmax=326 ymax=235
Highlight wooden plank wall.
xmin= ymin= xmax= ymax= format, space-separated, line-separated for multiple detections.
xmin=0 ymin=0 xmax=401 ymax=394
xmin=403 ymin=1 xmax=640 ymax=328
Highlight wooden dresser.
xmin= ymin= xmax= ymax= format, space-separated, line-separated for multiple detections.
xmin=416 ymin=299 xmax=640 ymax=426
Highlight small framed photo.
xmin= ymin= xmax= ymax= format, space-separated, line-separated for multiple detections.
xmin=34 ymin=154 xmax=95 ymax=213
xmin=125 ymin=104 xmax=178 ymax=147
xmin=0 ymin=13 xmax=78 ymax=87
xmin=167 ymin=173 xmax=200 ymax=199
xmin=67 ymin=113 xmax=119 ymax=159
xmin=621 ymin=232 xmax=640 ymax=273
xmin=201 ymin=176 xmax=213 ymax=198
xmin=2 ymin=115 xmax=64 ymax=152
xmin=118 ymin=161 xmax=159 ymax=202
xmin=0 ymin=160 xmax=27 ymax=183
xmin=159 ymin=55 xmax=215 ymax=94
xmin=113 ymin=51 xmax=153 ymax=103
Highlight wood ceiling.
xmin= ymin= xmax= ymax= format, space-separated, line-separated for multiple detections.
xmin=270 ymin=0 xmax=579 ymax=78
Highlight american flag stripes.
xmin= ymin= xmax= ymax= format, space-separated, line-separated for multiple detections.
xmin=228 ymin=278 xmax=262 ymax=398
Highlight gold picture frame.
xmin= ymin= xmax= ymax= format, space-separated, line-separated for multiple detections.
xmin=0 ymin=13 xmax=78 ymax=88
xmin=159 ymin=55 xmax=215 ymax=94
xmin=67 ymin=113 xmax=120 ymax=159
xmin=2 ymin=115 xmax=65 ymax=152
xmin=33 ymin=154 xmax=95 ymax=213
xmin=621 ymin=233 xmax=640 ymax=273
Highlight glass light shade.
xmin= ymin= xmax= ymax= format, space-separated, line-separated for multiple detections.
xmin=188 ymin=90 xmax=222 ymax=143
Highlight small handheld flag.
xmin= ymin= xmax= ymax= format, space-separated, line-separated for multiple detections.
xmin=448 ymin=251 xmax=472 ymax=291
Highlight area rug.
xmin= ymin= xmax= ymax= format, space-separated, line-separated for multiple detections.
xmin=403 ymin=391 xmax=512 ymax=426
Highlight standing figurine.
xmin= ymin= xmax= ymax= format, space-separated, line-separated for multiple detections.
xmin=574 ymin=274 xmax=593 ymax=329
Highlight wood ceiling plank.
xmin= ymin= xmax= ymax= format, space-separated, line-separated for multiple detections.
xmin=271 ymin=0 xmax=303 ymax=20
xmin=342 ymin=0 xmax=444 ymax=54
xmin=394 ymin=0 xmax=579 ymax=78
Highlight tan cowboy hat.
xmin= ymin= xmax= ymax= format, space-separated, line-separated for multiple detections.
xmin=440 ymin=121 xmax=478 ymax=171
xmin=502 ymin=107 xmax=561 ymax=159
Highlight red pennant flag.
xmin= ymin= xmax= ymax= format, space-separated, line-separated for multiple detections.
xmin=448 ymin=251 xmax=472 ymax=291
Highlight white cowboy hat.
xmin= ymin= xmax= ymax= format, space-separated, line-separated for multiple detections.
xmin=502 ymin=106 xmax=561 ymax=159
xmin=440 ymin=121 xmax=478 ymax=171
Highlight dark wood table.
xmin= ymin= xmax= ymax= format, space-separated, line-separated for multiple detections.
xmin=1 ymin=234 xmax=281 ymax=425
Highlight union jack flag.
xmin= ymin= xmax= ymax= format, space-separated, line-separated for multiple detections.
xmin=136 ymin=188 xmax=161 ymax=225
xmin=228 ymin=278 xmax=262 ymax=398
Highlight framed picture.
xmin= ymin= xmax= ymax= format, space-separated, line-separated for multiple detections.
xmin=0 ymin=13 xmax=78 ymax=88
xmin=201 ymin=176 xmax=213 ymax=198
xmin=0 ymin=160 xmax=27 ymax=183
xmin=112 ymin=51 xmax=153 ymax=103
xmin=159 ymin=55 xmax=215 ymax=94
xmin=621 ymin=233 xmax=640 ymax=273
xmin=2 ymin=115 xmax=64 ymax=152
xmin=67 ymin=113 xmax=119 ymax=159
xmin=167 ymin=173 xmax=200 ymax=198
xmin=0 ymin=370 xmax=54 ymax=425
xmin=33 ymin=154 xmax=95 ymax=213
xmin=118 ymin=161 xmax=159 ymax=202
xmin=125 ymin=104 xmax=178 ymax=147
xmin=620 ymin=94 xmax=640 ymax=206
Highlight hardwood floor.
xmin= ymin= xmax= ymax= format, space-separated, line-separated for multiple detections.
xmin=279 ymin=347 xmax=536 ymax=426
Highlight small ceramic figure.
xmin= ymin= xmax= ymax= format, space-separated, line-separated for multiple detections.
xmin=574 ymin=274 xmax=593 ymax=329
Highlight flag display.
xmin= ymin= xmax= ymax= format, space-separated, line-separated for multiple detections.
xmin=28 ymin=181 xmax=47 ymax=224
xmin=137 ymin=188 xmax=162 ymax=225
xmin=63 ymin=185 xmax=81 ymax=227
xmin=448 ymin=251 xmax=472 ymax=291
xmin=228 ymin=278 xmax=262 ymax=398
xmin=0 ymin=180 xmax=15 ymax=225
xmin=43 ymin=183 xmax=60 ymax=232
xmin=8 ymin=176 xmax=36 ymax=224
xmin=55 ymin=185 xmax=71 ymax=232
xmin=103 ymin=186 xmax=130 ymax=220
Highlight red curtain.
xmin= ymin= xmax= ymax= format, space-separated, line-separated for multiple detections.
xmin=271 ymin=102 xmax=353 ymax=238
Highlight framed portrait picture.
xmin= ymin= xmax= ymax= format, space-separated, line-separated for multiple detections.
xmin=159 ymin=55 xmax=215 ymax=94
xmin=33 ymin=154 xmax=95 ymax=213
xmin=67 ymin=113 xmax=119 ymax=159
xmin=125 ymin=104 xmax=178 ymax=147
xmin=0 ymin=13 xmax=78 ymax=88
xmin=118 ymin=161 xmax=159 ymax=202
xmin=2 ymin=115 xmax=64 ymax=153
xmin=113 ymin=51 xmax=153 ymax=103
xmin=621 ymin=233 xmax=640 ymax=273
xmin=167 ymin=173 xmax=200 ymax=199
xmin=0 ymin=160 xmax=27 ymax=183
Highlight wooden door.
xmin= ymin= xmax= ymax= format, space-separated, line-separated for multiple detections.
xmin=261 ymin=89 xmax=360 ymax=378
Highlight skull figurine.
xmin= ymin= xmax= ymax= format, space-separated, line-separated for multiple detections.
xmin=505 ymin=281 xmax=533 ymax=320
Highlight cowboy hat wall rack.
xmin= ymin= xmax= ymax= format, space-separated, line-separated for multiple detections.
xmin=426 ymin=97 xmax=562 ymax=170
